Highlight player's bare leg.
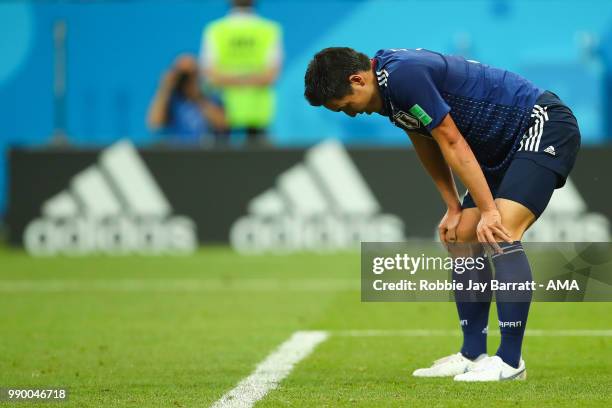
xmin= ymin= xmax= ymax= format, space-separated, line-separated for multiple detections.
xmin=494 ymin=198 xmax=535 ymax=240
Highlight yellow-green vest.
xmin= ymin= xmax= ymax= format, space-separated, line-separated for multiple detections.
xmin=205 ymin=14 xmax=281 ymax=128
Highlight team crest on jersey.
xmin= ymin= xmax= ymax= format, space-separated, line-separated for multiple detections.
xmin=393 ymin=111 xmax=421 ymax=130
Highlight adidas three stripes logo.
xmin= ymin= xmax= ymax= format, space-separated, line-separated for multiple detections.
xmin=518 ymin=105 xmax=549 ymax=152
xmin=376 ymin=69 xmax=389 ymax=87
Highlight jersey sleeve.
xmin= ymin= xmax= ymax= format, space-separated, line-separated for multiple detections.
xmin=388 ymin=61 xmax=450 ymax=132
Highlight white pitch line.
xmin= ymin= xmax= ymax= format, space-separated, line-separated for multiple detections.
xmin=335 ymin=329 xmax=612 ymax=337
xmin=211 ymin=330 xmax=329 ymax=408
xmin=211 ymin=328 xmax=611 ymax=407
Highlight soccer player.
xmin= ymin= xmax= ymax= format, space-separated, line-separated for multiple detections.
xmin=304 ymin=47 xmax=581 ymax=381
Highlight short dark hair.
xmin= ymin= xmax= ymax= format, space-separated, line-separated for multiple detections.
xmin=304 ymin=47 xmax=371 ymax=106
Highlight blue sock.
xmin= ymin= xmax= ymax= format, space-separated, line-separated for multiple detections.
xmin=454 ymin=248 xmax=492 ymax=360
xmin=492 ymin=241 xmax=532 ymax=368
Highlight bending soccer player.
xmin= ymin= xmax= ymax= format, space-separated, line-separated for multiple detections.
xmin=304 ymin=47 xmax=580 ymax=381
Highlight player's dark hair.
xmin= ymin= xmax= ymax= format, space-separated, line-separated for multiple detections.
xmin=304 ymin=47 xmax=371 ymax=106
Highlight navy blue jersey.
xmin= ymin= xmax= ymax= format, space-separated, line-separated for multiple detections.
xmin=373 ymin=48 xmax=543 ymax=172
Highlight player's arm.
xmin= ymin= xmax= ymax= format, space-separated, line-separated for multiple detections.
xmin=407 ymin=132 xmax=461 ymax=210
xmin=407 ymin=132 xmax=462 ymax=243
xmin=430 ymin=114 xmax=512 ymax=246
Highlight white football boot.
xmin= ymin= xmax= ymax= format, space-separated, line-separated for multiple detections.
xmin=453 ymin=355 xmax=526 ymax=381
xmin=412 ymin=352 xmax=487 ymax=378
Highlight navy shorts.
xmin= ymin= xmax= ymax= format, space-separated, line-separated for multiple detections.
xmin=462 ymin=91 xmax=581 ymax=218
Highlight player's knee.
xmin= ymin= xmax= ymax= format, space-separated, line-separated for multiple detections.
xmin=455 ymin=224 xmax=477 ymax=243
xmin=447 ymin=225 xmax=479 ymax=258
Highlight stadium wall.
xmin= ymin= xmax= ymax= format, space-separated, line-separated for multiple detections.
xmin=7 ymin=141 xmax=611 ymax=255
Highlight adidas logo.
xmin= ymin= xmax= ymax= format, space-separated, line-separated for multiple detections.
xmin=230 ymin=140 xmax=405 ymax=253
xmin=24 ymin=140 xmax=197 ymax=256
xmin=544 ymin=145 xmax=556 ymax=156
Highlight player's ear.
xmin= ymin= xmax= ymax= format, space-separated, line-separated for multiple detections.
xmin=348 ymin=74 xmax=366 ymax=86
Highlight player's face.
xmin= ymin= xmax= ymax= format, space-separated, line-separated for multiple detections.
xmin=325 ymin=73 xmax=377 ymax=117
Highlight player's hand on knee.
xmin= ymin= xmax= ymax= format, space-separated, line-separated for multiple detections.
xmin=438 ymin=207 xmax=462 ymax=247
xmin=476 ymin=209 xmax=513 ymax=253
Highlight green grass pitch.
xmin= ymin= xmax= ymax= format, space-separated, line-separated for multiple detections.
xmin=1 ymin=246 xmax=611 ymax=407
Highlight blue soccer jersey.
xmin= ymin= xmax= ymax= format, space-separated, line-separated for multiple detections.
xmin=373 ymin=48 xmax=543 ymax=172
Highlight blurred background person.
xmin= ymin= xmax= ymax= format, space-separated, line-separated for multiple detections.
xmin=200 ymin=0 xmax=283 ymax=147
xmin=147 ymin=54 xmax=228 ymax=147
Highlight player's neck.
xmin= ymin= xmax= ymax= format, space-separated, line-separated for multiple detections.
xmin=369 ymin=59 xmax=384 ymax=114
xmin=370 ymin=79 xmax=384 ymax=114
